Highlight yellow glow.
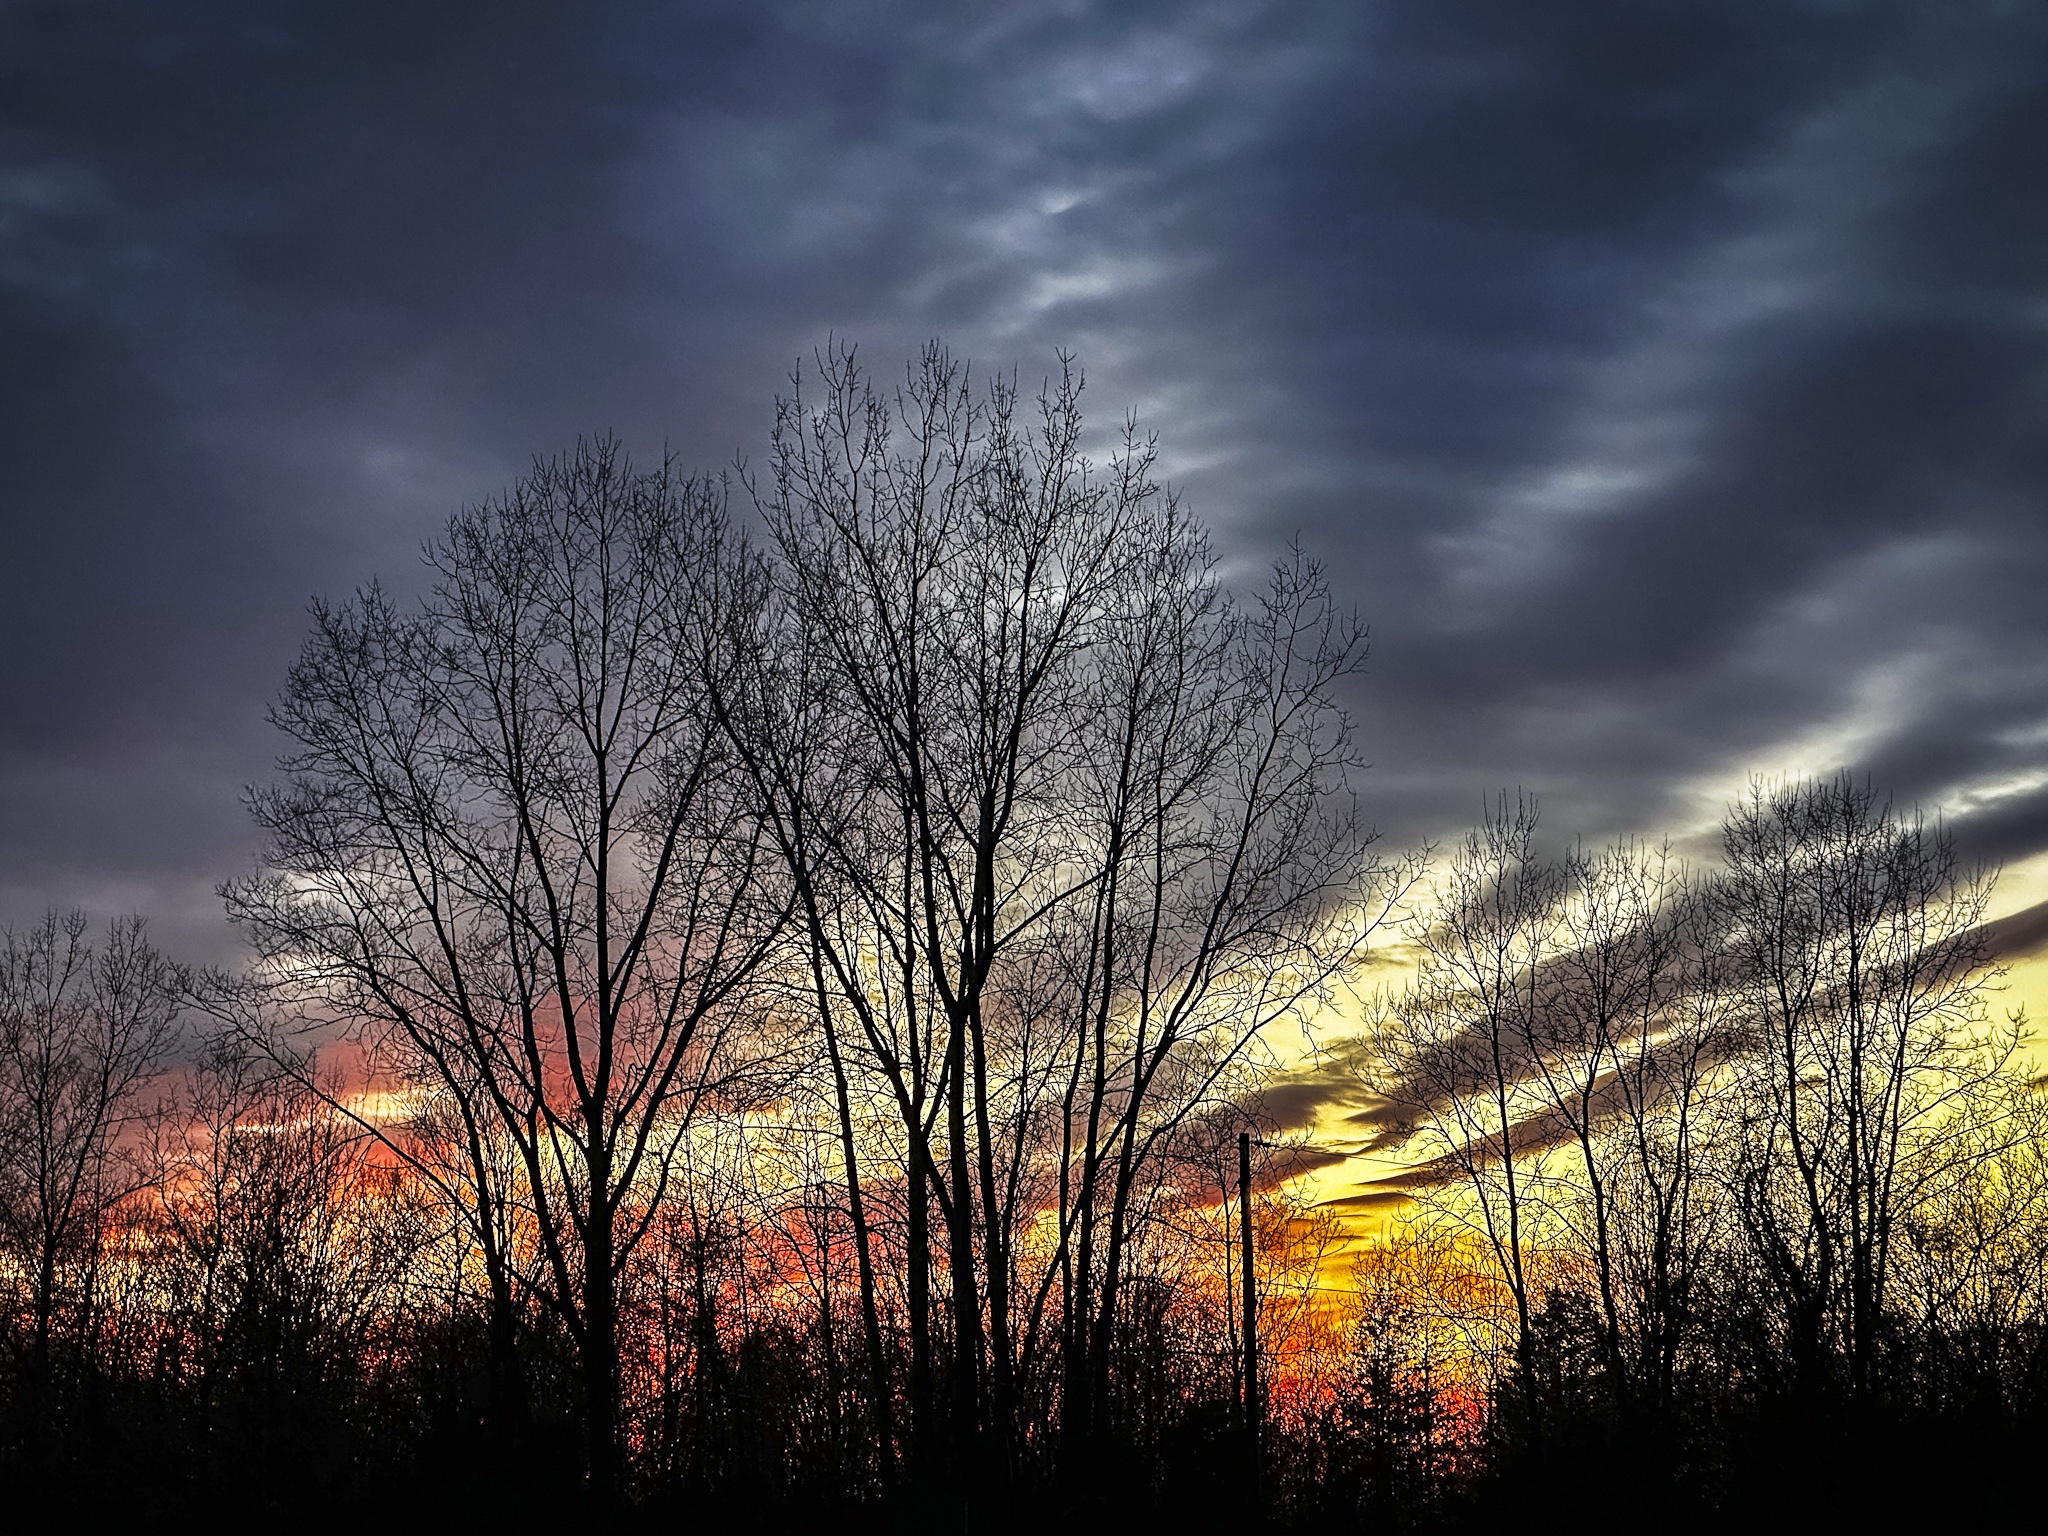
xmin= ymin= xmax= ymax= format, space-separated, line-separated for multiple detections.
xmin=1277 ymin=842 xmax=2048 ymax=1252
xmin=1991 ymin=849 xmax=2048 ymax=1068
xmin=339 ymin=1087 xmax=428 ymax=1124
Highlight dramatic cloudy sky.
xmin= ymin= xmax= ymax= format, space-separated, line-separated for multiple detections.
xmin=4 ymin=0 xmax=2047 ymax=967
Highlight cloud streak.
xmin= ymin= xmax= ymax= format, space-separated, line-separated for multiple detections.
xmin=1 ymin=0 xmax=2044 ymax=974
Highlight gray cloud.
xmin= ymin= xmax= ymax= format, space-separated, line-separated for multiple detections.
xmin=2 ymin=0 xmax=2045 ymax=964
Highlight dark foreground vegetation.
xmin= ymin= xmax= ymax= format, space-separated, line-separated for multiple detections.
xmin=3 ymin=1134 xmax=2044 ymax=1535
xmin=0 ymin=346 xmax=2039 ymax=1529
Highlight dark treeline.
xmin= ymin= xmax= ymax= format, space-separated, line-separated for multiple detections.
xmin=0 ymin=347 xmax=2040 ymax=1529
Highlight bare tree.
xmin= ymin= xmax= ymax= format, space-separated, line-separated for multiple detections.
xmin=723 ymin=342 xmax=1403 ymax=1491
xmin=1372 ymin=774 xmax=2029 ymax=1447
xmin=1521 ymin=840 xmax=1732 ymax=1423
xmin=0 ymin=911 xmax=181 ymax=1443
xmin=1718 ymin=773 xmax=2017 ymax=1399
xmin=1368 ymin=798 xmax=1560 ymax=1398
xmin=226 ymin=437 xmax=788 ymax=1502
xmin=1049 ymin=523 xmax=1402 ymax=1470
xmin=1569 ymin=851 xmax=1732 ymax=1425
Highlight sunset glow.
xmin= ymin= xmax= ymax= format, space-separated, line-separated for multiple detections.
xmin=4 ymin=2 xmax=2047 ymax=1525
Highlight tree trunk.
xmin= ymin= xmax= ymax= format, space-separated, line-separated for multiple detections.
xmin=584 ymin=1191 xmax=621 ymax=1507
xmin=944 ymin=1005 xmax=984 ymax=1468
xmin=907 ymin=1130 xmax=934 ymax=1474
xmin=823 ymin=993 xmax=895 ymax=1482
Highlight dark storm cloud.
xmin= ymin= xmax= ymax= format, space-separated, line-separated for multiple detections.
xmin=3 ymin=0 xmax=2046 ymax=963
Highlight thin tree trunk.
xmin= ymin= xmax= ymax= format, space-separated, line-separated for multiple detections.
xmin=584 ymin=1188 xmax=621 ymax=1507
xmin=907 ymin=1129 xmax=934 ymax=1473
xmin=945 ymin=1005 xmax=983 ymax=1464
xmin=822 ymin=984 xmax=895 ymax=1480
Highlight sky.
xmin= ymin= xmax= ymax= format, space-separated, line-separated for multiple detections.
xmin=4 ymin=0 xmax=2047 ymax=986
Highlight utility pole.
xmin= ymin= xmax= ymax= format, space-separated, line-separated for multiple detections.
xmin=1240 ymin=1130 xmax=1260 ymax=1510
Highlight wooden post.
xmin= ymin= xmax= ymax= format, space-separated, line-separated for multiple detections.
xmin=1240 ymin=1131 xmax=1260 ymax=1508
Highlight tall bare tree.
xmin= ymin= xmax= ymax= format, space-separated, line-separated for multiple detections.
xmin=1562 ymin=847 xmax=1730 ymax=1425
xmin=724 ymin=343 xmax=1402 ymax=1489
xmin=1718 ymin=773 xmax=2016 ymax=1399
xmin=226 ymin=438 xmax=787 ymax=1501
xmin=1371 ymin=775 xmax=2028 ymax=1439
xmin=1369 ymin=798 xmax=1560 ymax=1395
xmin=1511 ymin=839 xmax=1732 ymax=1423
